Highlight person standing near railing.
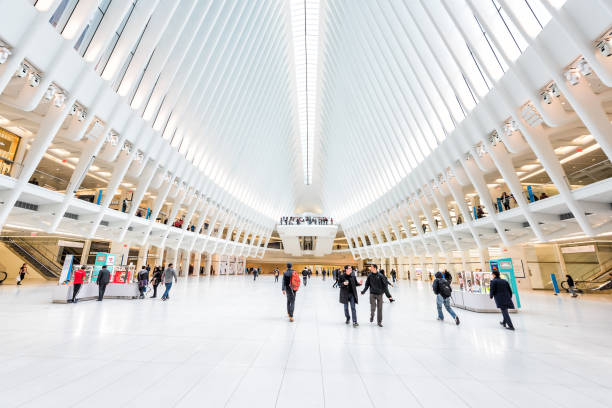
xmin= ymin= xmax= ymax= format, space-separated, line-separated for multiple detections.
xmin=71 ymin=266 xmax=86 ymax=303
xmin=17 ymin=263 xmax=28 ymax=285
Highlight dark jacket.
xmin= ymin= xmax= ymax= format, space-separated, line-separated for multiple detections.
xmin=362 ymin=272 xmax=386 ymax=295
xmin=432 ymin=277 xmax=451 ymax=296
xmin=282 ymin=269 xmax=295 ymax=292
xmin=152 ymin=269 xmax=163 ymax=285
xmin=566 ymin=275 xmax=575 ymax=287
xmin=338 ymin=273 xmax=361 ymax=304
xmin=97 ymin=268 xmax=110 ymax=285
xmin=490 ymin=277 xmax=514 ymax=309
xmin=443 ymin=271 xmax=452 ymax=283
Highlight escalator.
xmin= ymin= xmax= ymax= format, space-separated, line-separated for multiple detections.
xmin=560 ymin=259 xmax=612 ymax=292
xmin=0 ymin=237 xmax=62 ymax=279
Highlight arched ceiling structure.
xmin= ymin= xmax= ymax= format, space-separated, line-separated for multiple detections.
xmin=0 ymin=0 xmax=611 ymax=259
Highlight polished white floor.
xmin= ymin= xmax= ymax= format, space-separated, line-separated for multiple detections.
xmin=0 ymin=275 xmax=611 ymax=408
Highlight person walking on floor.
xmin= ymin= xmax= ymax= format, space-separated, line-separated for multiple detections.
xmin=71 ymin=265 xmax=86 ymax=303
xmin=490 ymin=270 xmax=515 ymax=330
xmin=361 ymin=264 xmax=386 ymax=327
xmin=302 ymin=267 xmax=308 ymax=286
xmin=380 ymin=269 xmax=396 ymax=303
xmin=17 ymin=263 xmax=28 ymax=285
xmin=339 ymin=265 xmax=363 ymax=327
xmin=137 ymin=266 xmax=149 ymax=299
xmin=433 ymin=272 xmax=460 ymax=325
xmin=253 ymin=267 xmax=258 ymax=281
xmin=151 ymin=267 xmax=163 ymax=298
xmin=282 ymin=263 xmax=300 ymax=322
xmin=390 ymin=269 xmax=397 ymax=283
xmin=96 ymin=265 xmax=111 ymax=301
xmin=274 ymin=268 xmax=280 ymax=282
xmin=566 ymin=274 xmax=578 ymax=297
xmin=332 ymin=269 xmax=340 ymax=288
xmin=443 ymin=269 xmax=452 ymax=283
xmin=161 ymin=263 xmax=178 ymax=301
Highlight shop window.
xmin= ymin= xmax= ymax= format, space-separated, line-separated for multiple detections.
xmin=0 ymin=127 xmax=21 ymax=177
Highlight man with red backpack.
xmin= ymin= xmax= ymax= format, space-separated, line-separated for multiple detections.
xmin=282 ymin=263 xmax=300 ymax=322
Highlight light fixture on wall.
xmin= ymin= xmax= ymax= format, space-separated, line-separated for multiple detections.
xmin=0 ymin=46 xmax=11 ymax=64
xmin=28 ymin=72 xmax=41 ymax=87
xmin=16 ymin=63 xmax=28 ymax=78
xmin=53 ymin=93 xmax=66 ymax=108
xmin=540 ymin=90 xmax=552 ymax=104
xmin=44 ymin=85 xmax=56 ymax=101
xmin=596 ymin=39 xmax=611 ymax=57
xmin=564 ymin=69 xmax=580 ymax=86
xmin=575 ymin=58 xmax=591 ymax=76
xmin=77 ymin=109 xmax=87 ymax=122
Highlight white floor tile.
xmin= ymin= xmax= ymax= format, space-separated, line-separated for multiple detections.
xmin=0 ymin=276 xmax=609 ymax=408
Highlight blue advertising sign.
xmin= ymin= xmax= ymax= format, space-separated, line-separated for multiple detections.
xmin=489 ymin=257 xmax=521 ymax=308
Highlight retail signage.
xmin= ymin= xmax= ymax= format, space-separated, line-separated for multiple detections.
xmin=58 ymin=240 xmax=84 ymax=248
xmin=489 ymin=257 xmax=521 ymax=308
xmin=59 ymin=255 xmax=74 ymax=284
xmin=561 ymin=245 xmax=595 ymax=253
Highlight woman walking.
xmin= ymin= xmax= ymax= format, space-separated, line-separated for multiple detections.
xmin=17 ymin=263 xmax=28 ymax=285
xmin=151 ymin=267 xmax=163 ymax=298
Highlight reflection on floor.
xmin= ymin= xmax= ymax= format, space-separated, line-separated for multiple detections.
xmin=0 ymin=276 xmax=610 ymax=407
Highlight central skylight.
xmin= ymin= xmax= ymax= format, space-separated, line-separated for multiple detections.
xmin=290 ymin=0 xmax=320 ymax=185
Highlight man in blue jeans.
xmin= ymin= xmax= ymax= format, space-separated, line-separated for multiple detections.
xmin=161 ymin=263 xmax=178 ymax=301
xmin=432 ymin=272 xmax=460 ymax=325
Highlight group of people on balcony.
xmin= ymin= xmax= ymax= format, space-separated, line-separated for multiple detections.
xmin=280 ymin=216 xmax=333 ymax=225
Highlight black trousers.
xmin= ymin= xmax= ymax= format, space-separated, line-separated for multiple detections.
xmin=286 ymin=290 xmax=296 ymax=317
xmin=152 ymin=283 xmax=159 ymax=297
xmin=274 ymin=275 xmax=279 ymax=282
xmin=71 ymin=283 xmax=82 ymax=302
xmin=98 ymin=283 xmax=108 ymax=301
xmin=500 ymin=308 xmax=514 ymax=328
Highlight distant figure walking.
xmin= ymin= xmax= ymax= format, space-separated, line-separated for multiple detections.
xmin=282 ymin=263 xmax=300 ymax=322
xmin=161 ymin=263 xmax=178 ymax=301
xmin=96 ymin=265 xmax=111 ymax=301
xmin=490 ymin=270 xmax=515 ymax=330
xmin=361 ymin=264 xmax=386 ymax=327
xmin=339 ymin=265 xmax=362 ymax=327
xmin=17 ymin=263 xmax=28 ymax=285
xmin=151 ymin=267 xmax=163 ymax=298
xmin=137 ymin=266 xmax=149 ymax=299
xmin=433 ymin=272 xmax=459 ymax=325
xmin=71 ymin=265 xmax=86 ymax=303
xmin=274 ymin=268 xmax=280 ymax=283
xmin=390 ymin=269 xmax=397 ymax=283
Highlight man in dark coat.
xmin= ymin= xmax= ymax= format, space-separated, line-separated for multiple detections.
xmin=338 ymin=265 xmax=363 ymax=327
xmin=96 ymin=265 xmax=111 ymax=301
xmin=361 ymin=264 xmax=386 ymax=327
xmin=490 ymin=270 xmax=515 ymax=330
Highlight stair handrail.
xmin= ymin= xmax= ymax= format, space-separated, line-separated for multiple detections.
xmin=1 ymin=238 xmax=61 ymax=277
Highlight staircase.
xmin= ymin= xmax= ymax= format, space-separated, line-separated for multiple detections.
xmin=1 ymin=237 xmax=62 ymax=279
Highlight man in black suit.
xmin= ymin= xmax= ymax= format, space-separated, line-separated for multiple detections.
xmin=490 ymin=270 xmax=515 ymax=330
xmin=97 ymin=265 xmax=111 ymax=301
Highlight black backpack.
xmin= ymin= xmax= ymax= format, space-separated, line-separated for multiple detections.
xmin=439 ymin=279 xmax=452 ymax=298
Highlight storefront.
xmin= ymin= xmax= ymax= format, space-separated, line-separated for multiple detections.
xmin=0 ymin=127 xmax=21 ymax=176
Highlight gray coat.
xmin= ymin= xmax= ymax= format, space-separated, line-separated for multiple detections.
xmin=163 ymin=267 xmax=177 ymax=283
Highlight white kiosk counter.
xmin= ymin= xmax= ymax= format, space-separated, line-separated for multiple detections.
xmin=52 ymin=282 xmax=139 ymax=303
xmin=450 ymin=290 xmax=517 ymax=313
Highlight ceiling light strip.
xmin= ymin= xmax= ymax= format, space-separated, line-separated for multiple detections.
xmin=290 ymin=0 xmax=319 ymax=185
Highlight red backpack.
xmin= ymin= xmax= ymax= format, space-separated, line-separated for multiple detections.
xmin=290 ymin=270 xmax=301 ymax=291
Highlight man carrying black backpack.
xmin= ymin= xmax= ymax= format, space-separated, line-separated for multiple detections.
xmin=433 ymin=271 xmax=460 ymax=325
